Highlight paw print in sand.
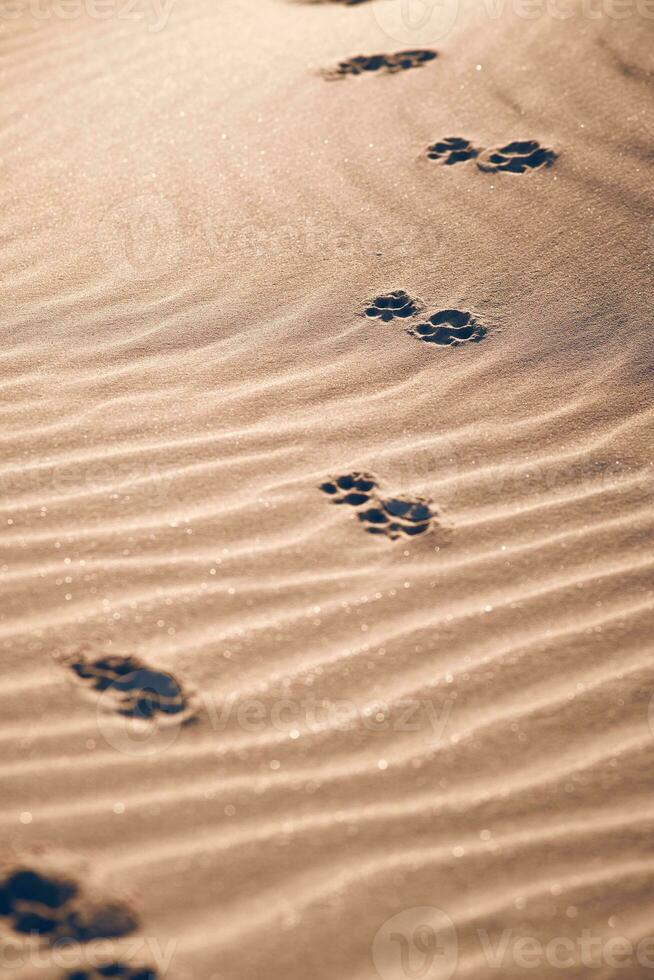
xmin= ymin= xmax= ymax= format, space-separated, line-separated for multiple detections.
xmin=69 ymin=655 xmax=195 ymax=724
xmin=320 ymin=473 xmax=440 ymax=540
xmin=359 ymin=497 xmax=437 ymax=539
xmin=363 ymin=290 xmax=421 ymax=322
xmin=64 ymin=965 xmax=157 ymax=979
xmin=328 ymin=50 xmax=436 ymax=78
xmin=319 ymin=472 xmax=378 ymax=507
xmin=477 ymin=140 xmax=556 ymax=174
xmin=0 ymin=852 xmax=138 ymax=943
xmin=427 ymin=137 xmax=480 ymax=165
xmin=408 ymin=309 xmax=486 ymax=347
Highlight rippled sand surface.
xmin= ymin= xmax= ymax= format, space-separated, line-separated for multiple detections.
xmin=1 ymin=1 xmax=653 ymax=978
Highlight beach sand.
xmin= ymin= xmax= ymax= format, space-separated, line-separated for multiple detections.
xmin=1 ymin=0 xmax=653 ymax=977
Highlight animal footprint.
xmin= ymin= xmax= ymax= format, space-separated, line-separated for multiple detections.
xmin=363 ymin=290 xmax=421 ymax=322
xmin=359 ymin=497 xmax=437 ymax=539
xmin=69 ymin=655 xmax=195 ymax=723
xmin=64 ymin=965 xmax=157 ymax=980
xmin=320 ymin=474 xmax=441 ymax=540
xmin=477 ymin=140 xmax=556 ymax=173
xmin=319 ymin=472 xmax=378 ymax=507
xmin=426 ymin=137 xmax=480 ymax=165
xmin=408 ymin=309 xmax=486 ymax=347
xmin=327 ymin=49 xmax=436 ymax=78
xmin=0 ymin=853 xmax=138 ymax=943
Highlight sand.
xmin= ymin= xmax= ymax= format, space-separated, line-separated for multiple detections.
xmin=1 ymin=0 xmax=653 ymax=977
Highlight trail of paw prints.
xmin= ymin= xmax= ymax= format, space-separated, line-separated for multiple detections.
xmin=320 ymin=473 xmax=441 ymax=540
xmin=63 ymin=964 xmax=158 ymax=980
xmin=426 ymin=137 xmax=556 ymax=173
xmin=408 ymin=309 xmax=486 ymax=347
xmin=326 ymin=49 xmax=436 ymax=79
xmin=363 ymin=290 xmax=422 ymax=322
xmin=0 ymin=852 xmax=138 ymax=944
xmin=68 ymin=655 xmax=196 ymax=725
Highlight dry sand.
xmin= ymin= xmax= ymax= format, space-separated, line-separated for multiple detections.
xmin=1 ymin=0 xmax=653 ymax=978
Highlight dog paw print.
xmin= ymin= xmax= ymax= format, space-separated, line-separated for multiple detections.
xmin=477 ymin=140 xmax=556 ymax=174
xmin=320 ymin=474 xmax=441 ymax=540
xmin=328 ymin=49 xmax=436 ymax=78
xmin=319 ymin=472 xmax=378 ymax=507
xmin=64 ymin=965 xmax=158 ymax=980
xmin=0 ymin=854 xmax=138 ymax=943
xmin=363 ymin=290 xmax=421 ymax=322
xmin=427 ymin=137 xmax=480 ymax=165
xmin=359 ymin=496 xmax=438 ymax=539
xmin=69 ymin=655 xmax=195 ymax=724
xmin=408 ymin=309 xmax=486 ymax=347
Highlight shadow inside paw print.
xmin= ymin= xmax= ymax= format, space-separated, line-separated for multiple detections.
xmin=359 ymin=497 xmax=437 ymax=539
xmin=427 ymin=137 xmax=480 ymax=165
xmin=328 ymin=49 xmax=436 ymax=78
xmin=0 ymin=867 xmax=77 ymax=936
xmin=363 ymin=290 xmax=421 ymax=322
xmin=408 ymin=309 xmax=486 ymax=346
xmin=320 ymin=473 xmax=441 ymax=541
xmin=477 ymin=140 xmax=556 ymax=173
xmin=69 ymin=655 xmax=193 ymax=722
xmin=64 ymin=965 xmax=158 ymax=980
xmin=0 ymin=856 xmax=138 ymax=943
xmin=320 ymin=472 xmax=378 ymax=507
